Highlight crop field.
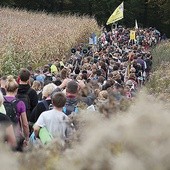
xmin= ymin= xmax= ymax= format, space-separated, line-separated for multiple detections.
xmin=0 ymin=8 xmax=100 ymax=75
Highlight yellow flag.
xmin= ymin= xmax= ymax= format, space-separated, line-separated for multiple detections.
xmin=106 ymin=2 xmax=124 ymax=25
xmin=130 ymin=30 xmax=136 ymax=40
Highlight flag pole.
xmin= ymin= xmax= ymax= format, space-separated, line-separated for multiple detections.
xmin=115 ymin=22 xmax=118 ymax=29
xmin=111 ymin=22 xmax=118 ymax=31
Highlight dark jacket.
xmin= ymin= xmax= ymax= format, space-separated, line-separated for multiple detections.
xmin=79 ymin=93 xmax=96 ymax=106
xmin=17 ymin=84 xmax=38 ymax=114
xmin=30 ymin=99 xmax=51 ymax=123
xmin=66 ymin=97 xmax=78 ymax=107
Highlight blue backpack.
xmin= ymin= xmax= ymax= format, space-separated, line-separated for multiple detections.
xmin=62 ymin=104 xmax=78 ymax=116
xmin=42 ymin=99 xmax=78 ymax=115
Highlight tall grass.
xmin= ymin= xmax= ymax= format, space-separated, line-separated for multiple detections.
xmin=2 ymin=91 xmax=170 ymax=170
xmin=147 ymin=41 xmax=170 ymax=100
xmin=151 ymin=41 xmax=170 ymax=70
xmin=0 ymin=8 xmax=100 ymax=75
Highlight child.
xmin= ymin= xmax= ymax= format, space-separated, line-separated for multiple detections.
xmin=34 ymin=92 xmax=72 ymax=144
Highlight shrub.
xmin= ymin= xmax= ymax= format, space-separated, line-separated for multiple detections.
xmin=147 ymin=41 xmax=170 ymax=100
xmin=151 ymin=41 xmax=170 ymax=70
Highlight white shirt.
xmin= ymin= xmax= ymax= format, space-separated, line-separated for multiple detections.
xmin=35 ymin=109 xmax=70 ymax=141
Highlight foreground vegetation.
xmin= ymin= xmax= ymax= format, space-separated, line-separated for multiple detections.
xmin=2 ymin=91 xmax=170 ymax=170
xmin=0 ymin=8 xmax=100 ymax=75
xmin=151 ymin=41 xmax=170 ymax=69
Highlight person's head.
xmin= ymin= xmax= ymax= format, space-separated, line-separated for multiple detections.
xmin=52 ymin=92 xmax=66 ymax=108
xmin=60 ymin=68 xmax=68 ymax=80
xmin=79 ymin=86 xmax=90 ymax=97
xmin=114 ymin=83 xmax=124 ymax=94
xmin=108 ymin=73 xmax=113 ymax=80
xmin=125 ymin=80 xmax=133 ymax=88
xmin=42 ymin=83 xmax=57 ymax=98
xmin=98 ymin=90 xmax=108 ymax=100
xmin=98 ymin=76 xmax=105 ymax=84
xmin=32 ymin=80 xmax=42 ymax=91
xmin=130 ymin=67 xmax=136 ymax=73
xmin=82 ymin=73 xmax=87 ymax=81
xmin=66 ymin=80 xmax=79 ymax=95
xmin=112 ymin=71 xmax=119 ymax=80
xmin=0 ymin=76 xmax=7 ymax=88
xmin=53 ymin=79 xmax=62 ymax=86
xmin=19 ymin=68 xmax=31 ymax=82
xmin=5 ymin=75 xmax=18 ymax=93
xmin=92 ymin=68 xmax=97 ymax=75
xmin=96 ymin=69 xmax=102 ymax=76
xmin=0 ymin=91 xmax=4 ymax=106
xmin=51 ymin=87 xmax=61 ymax=97
xmin=43 ymin=65 xmax=50 ymax=73
xmin=112 ymin=65 xmax=119 ymax=71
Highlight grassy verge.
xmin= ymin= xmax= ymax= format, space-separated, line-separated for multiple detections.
xmin=151 ymin=41 xmax=170 ymax=70
xmin=147 ymin=41 xmax=170 ymax=100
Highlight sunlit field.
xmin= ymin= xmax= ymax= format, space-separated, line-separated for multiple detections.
xmin=0 ymin=8 xmax=100 ymax=75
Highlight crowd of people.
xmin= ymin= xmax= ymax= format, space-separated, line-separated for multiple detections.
xmin=0 ymin=26 xmax=164 ymax=151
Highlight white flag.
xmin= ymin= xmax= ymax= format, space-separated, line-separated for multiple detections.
xmin=135 ymin=19 xmax=138 ymax=29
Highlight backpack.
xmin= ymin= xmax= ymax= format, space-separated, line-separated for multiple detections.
xmin=3 ymin=98 xmax=19 ymax=124
xmin=42 ymin=100 xmax=53 ymax=111
xmin=42 ymin=100 xmax=78 ymax=115
xmin=16 ymin=88 xmax=32 ymax=121
xmin=44 ymin=75 xmax=53 ymax=84
xmin=63 ymin=103 xmax=78 ymax=116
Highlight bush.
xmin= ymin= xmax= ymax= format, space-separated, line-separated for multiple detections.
xmin=151 ymin=41 xmax=170 ymax=70
xmin=147 ymin=41 xmax=170 ymax=100
xmin=0 ymin=8 xmax=100 ymax=75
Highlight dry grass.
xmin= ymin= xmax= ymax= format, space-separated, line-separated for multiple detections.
xmin=55 ymin=91 xmax=170 ymax=170
xmin=151 ymin=41 xmax=170 ymax=70
xmin=0 ymin=8 xmax=100 ymax=75
xmin=147 ymin=41 xmax=170 ymax=101
xmin=1 ymin=91 xmax=168 ymax=170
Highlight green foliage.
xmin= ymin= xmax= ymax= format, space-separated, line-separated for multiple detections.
xmin=146 ymin=0 xmax=170 ymax=36
xmin=0 ymin=45 xmax=32 ymax=76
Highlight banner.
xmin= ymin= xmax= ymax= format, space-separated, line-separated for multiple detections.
xmin=130 ymin=30 xmax=136 ymax=40
xmin=106 ymin=2 xmax=124 ymax=25
xmin=89 ymin=33 xmax=97 ymax=45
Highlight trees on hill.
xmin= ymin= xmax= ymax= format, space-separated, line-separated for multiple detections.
xmin=0 ymin=0 xmax=169 ymax=36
